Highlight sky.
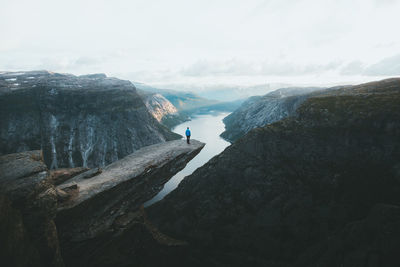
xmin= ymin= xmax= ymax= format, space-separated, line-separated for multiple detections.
xmin=1 ymin=0 xmax=400 ymax=90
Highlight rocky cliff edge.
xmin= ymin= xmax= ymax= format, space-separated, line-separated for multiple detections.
xmin=0 ymin=139 xmax=204 ymax=266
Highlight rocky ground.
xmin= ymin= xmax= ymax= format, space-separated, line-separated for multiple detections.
xmin=0 ymin=71 xmax=180 ymax=169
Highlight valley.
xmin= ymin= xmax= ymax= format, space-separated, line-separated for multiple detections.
xmin=1 ymin=73 xmax=399 ymax=267
xmin=145 ymin=112 xmax=231 ymax=206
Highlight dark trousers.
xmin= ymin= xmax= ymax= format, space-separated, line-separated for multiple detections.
xmin=186 ymin=135 xmax=190 ymax=144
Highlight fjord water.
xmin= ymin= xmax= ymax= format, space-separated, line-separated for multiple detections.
xmin=144 ymin=112 xmax=231 ymax=206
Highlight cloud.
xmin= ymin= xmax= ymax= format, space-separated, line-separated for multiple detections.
xmin=181 ymin=59 xmax=257 ymax=77
xmin=74 ymin=56 xmax=103 ymax=66
xmin=34 ymin=56 xmax=106 ymax=73
xmin=363 ymin=54 xmax=400 ymax=76
xmin=260 ymin=60 xmax=341 ymax=76
xmin=1 ymin=0 xmax=400 ymax=86
xmin=340 ymin=61 xmax=365 ymax=75
xmin=374 ymin=0 xmax=399 ymax=7
xmin=339 ymin=55 xmax=400 ymax=76
xmin=181 ymin=59 xmax=342 ymax=77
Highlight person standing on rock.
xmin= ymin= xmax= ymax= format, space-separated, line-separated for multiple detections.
xmin=185 ymin=127 xmax=191 ymax=144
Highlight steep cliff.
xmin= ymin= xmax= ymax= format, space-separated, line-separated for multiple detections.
xmin=137 ymin=90 xmax=190 ymax=128
xmin=221 ymin=87 xmax=324 ymax=142
xmin=0 ymin=71 xmax=180 ymax=169
xmin=141 ymin=93 xmax=179 ymax=122
xmin=148 ymin=78 xmax=400 ymax=266
xmin=134 ymin=82 xmax=218 ymax=111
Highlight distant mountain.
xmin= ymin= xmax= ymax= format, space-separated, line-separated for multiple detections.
xmin=135 ymin=82 xmax=245 ymax=128
xmin=221 ymin=87 xmax=325 ymax=142
xmin=137 ymin=89 xmax=190 ymax=129
xmin=0 ymin=71 xmax=180 ymax=168
xmin=196 ymin=84 xmax=291 ymax=101
xmin=154 ymin=83 xmax=292 ymax=102
xmin=134 ymin=82 xmax=218 ymax=111
xmin=186 ymin=98 xmax=245 ymax=115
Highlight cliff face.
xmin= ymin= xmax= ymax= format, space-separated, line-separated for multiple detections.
xmin=142 ymin=93 xmax=179 ymax=122
xmin=148 ymin=78 xmax=400 ymax=266
xmin=0 ymin=151 xmax=63 ymax=267
xmin=0 ymin=71 xmax=180 ymax=169
xmin=221 ymin=87 xmax=324 ymax=142
xmin=138 ymin=90 xmax=189 ymax=128
xmin=134 ymin=82 xmax=218 ymax=111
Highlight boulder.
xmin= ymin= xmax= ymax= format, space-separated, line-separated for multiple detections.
xmin=49 ymin=167 xmax=89 ymax=185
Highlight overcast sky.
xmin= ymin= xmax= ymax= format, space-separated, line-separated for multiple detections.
xmin=1 ymin=0 xmax=400 ymax=88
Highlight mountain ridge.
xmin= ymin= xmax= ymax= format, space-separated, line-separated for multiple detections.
xmin=0 ymin=71 xmax=180 ymax=168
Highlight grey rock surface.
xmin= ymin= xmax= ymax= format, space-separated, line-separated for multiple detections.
xmin=57 ymin=139 xmax=204 ymax=212
xmin=55 ymin=139 xmax=204 ymax=264
xmin=0 ymin=71 xmax=180 ymax=169
xmin=49 ymin=167 xmax=89 ymax=185
xmin=0 ymin=150 xmax=47 ymax=182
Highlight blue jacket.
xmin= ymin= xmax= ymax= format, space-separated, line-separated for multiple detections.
xmin=185 ymin=129 xmax=191 ymax=137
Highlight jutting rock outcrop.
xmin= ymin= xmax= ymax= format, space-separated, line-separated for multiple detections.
xmin=0 ymin=139 xmax=204 ymax=267
xmin=148 ymin=78 xmax=400 ymax=267
xmin=0 ymin=71 xmax=180 ymax=169
xmin=54 ymin=139 xmax=205 ymax=266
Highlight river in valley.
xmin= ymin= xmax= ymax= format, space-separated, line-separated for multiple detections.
xmin=144 ymin=112 xmax=231 ymax=207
